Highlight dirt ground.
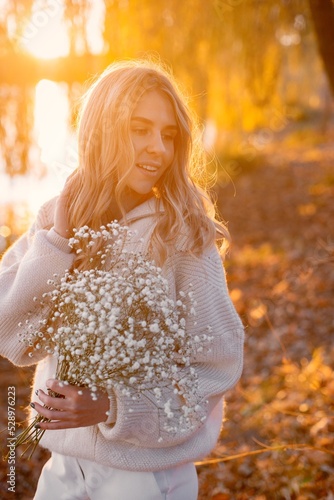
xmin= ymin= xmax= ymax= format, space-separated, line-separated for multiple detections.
xmin=197 ymin=139 xmax=334 ymax=499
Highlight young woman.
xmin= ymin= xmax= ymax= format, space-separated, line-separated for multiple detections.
xmin=0 ymin=60 xmax=244 ymax=499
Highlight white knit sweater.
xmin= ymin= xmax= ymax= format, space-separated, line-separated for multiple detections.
xmin=0 ymin=197 xmax=244 ymax=472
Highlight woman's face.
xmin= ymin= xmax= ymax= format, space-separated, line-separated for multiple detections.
xmin=123 ymin=89 xmax=177 ymax=207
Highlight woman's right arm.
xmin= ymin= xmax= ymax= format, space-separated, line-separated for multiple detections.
xmin=0 ymin=199 xmax=75 ymax=366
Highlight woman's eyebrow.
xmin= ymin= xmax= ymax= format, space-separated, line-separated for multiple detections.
xmin=131 ymin=117 xmax=178 ymax=130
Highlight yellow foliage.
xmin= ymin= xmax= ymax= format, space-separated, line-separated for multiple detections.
xmin=233 ymin=243 xmax=284 ymax=266
xmin=297 ymin=203 xmax=317 ymax=216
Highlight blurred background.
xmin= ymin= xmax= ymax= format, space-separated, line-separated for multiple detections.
xmin=1 ymin=1 xmax=334 ymax=498
xmin=0 ymin=0 xmax=333 ymax=247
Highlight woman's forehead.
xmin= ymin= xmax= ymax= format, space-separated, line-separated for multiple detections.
xmin=131 ymin=90 xmax=177 ymax=127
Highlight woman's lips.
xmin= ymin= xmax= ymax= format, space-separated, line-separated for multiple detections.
xmin=136 ymin=163 xmax=160 ymax=174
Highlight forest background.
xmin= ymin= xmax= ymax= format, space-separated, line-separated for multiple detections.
xmin=0 ymin=1 xmax=333 ymax=498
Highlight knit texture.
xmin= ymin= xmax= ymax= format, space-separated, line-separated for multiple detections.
xmin=0 ymin=197 xmax=244 ymax=471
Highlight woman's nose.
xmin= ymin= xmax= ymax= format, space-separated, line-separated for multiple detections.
xmin=146 ymin=132 xmax=165 ymax=154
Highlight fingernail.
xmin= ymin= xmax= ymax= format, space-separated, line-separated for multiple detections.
xmin=35 ymin=390 xmax=39 ymax=396
xmin=30 ymin=402 xmax=35 ymax=409
xmin=34 ymin=423 xmax=40 ymax=429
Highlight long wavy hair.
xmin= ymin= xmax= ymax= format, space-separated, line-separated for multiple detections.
xmin=66 ymin=59 xmax=229 ymax=266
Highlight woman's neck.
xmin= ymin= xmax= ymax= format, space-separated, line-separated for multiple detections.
xmin=107 ymin=188 xmax=154 ymax=221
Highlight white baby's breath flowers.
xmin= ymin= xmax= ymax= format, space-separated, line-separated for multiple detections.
xmin=18 ymin=222 xmax=213 ymax=450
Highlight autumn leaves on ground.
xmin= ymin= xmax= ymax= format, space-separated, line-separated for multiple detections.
xmin=1 ymin=133 xmax=334 ymax=499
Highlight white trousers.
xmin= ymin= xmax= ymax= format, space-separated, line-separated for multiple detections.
xmin=34 ymin=452 xmax=198 ymax=500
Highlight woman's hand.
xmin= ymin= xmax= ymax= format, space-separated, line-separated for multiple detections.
xmin=53 ymin=171 xmax=80 ymax=239
xmin=31 ymin=379 xmax=110 ymax=430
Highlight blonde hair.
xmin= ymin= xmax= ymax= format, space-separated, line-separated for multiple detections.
xmin=67 ymin=59 xmax=229 ymax=266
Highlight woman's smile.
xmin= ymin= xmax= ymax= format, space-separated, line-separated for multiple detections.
xmin=135 ymin=161 xmax=162 ymax=174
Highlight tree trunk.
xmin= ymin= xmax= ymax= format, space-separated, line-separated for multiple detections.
xmin=308 ymin=0 xmax=334 ymax=97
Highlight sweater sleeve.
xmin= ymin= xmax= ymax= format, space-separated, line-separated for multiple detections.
xmin=98 ymin=246 xmax=244 ymax=447
xmin=0 ymin=201 xmax=75 ymax=367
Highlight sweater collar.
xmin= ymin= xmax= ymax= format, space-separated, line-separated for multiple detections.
xmin=121 ymin=197 xmax=164 ymax=224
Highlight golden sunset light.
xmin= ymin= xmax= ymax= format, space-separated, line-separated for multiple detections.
xmin=0 ymin=1 xmax=334 ymax=498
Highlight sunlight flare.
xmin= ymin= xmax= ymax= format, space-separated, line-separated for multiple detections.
xmin=34 ymin=79 xmax=69 ymax=164
xmin=19 ymin=0 xmax=104 ymax=59
xmin=20 ymin=2 xmax=69 ymax=59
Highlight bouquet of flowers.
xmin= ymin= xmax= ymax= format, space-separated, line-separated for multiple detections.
xmin=14 ymin=222 xmax=212 ymax=458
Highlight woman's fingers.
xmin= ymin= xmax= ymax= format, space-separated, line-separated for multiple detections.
xmin=31 ymin=402 xmax=82 ymax=430
xmin=31 ymin=400 xmax=64 ymax=420
xmin=34 ymin=388 xmax=68 ymax=410
xmin=45 ymin=378 xmax=81 ymax=398
xmin=60 ymin=170 xmax=79 ymax=203
xmin=36 ymin=419 xmax=79 ymax=430
xmin=53 ymin=170 xmax=80 ymax=237
xmin=30 ymin=379 xmax=110 ymax=430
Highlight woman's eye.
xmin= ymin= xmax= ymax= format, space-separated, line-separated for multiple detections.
xmin=162 ymin=133 xmax=176 ymax=141
xmin=133 ymin=128 xmax=147 ymax=135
